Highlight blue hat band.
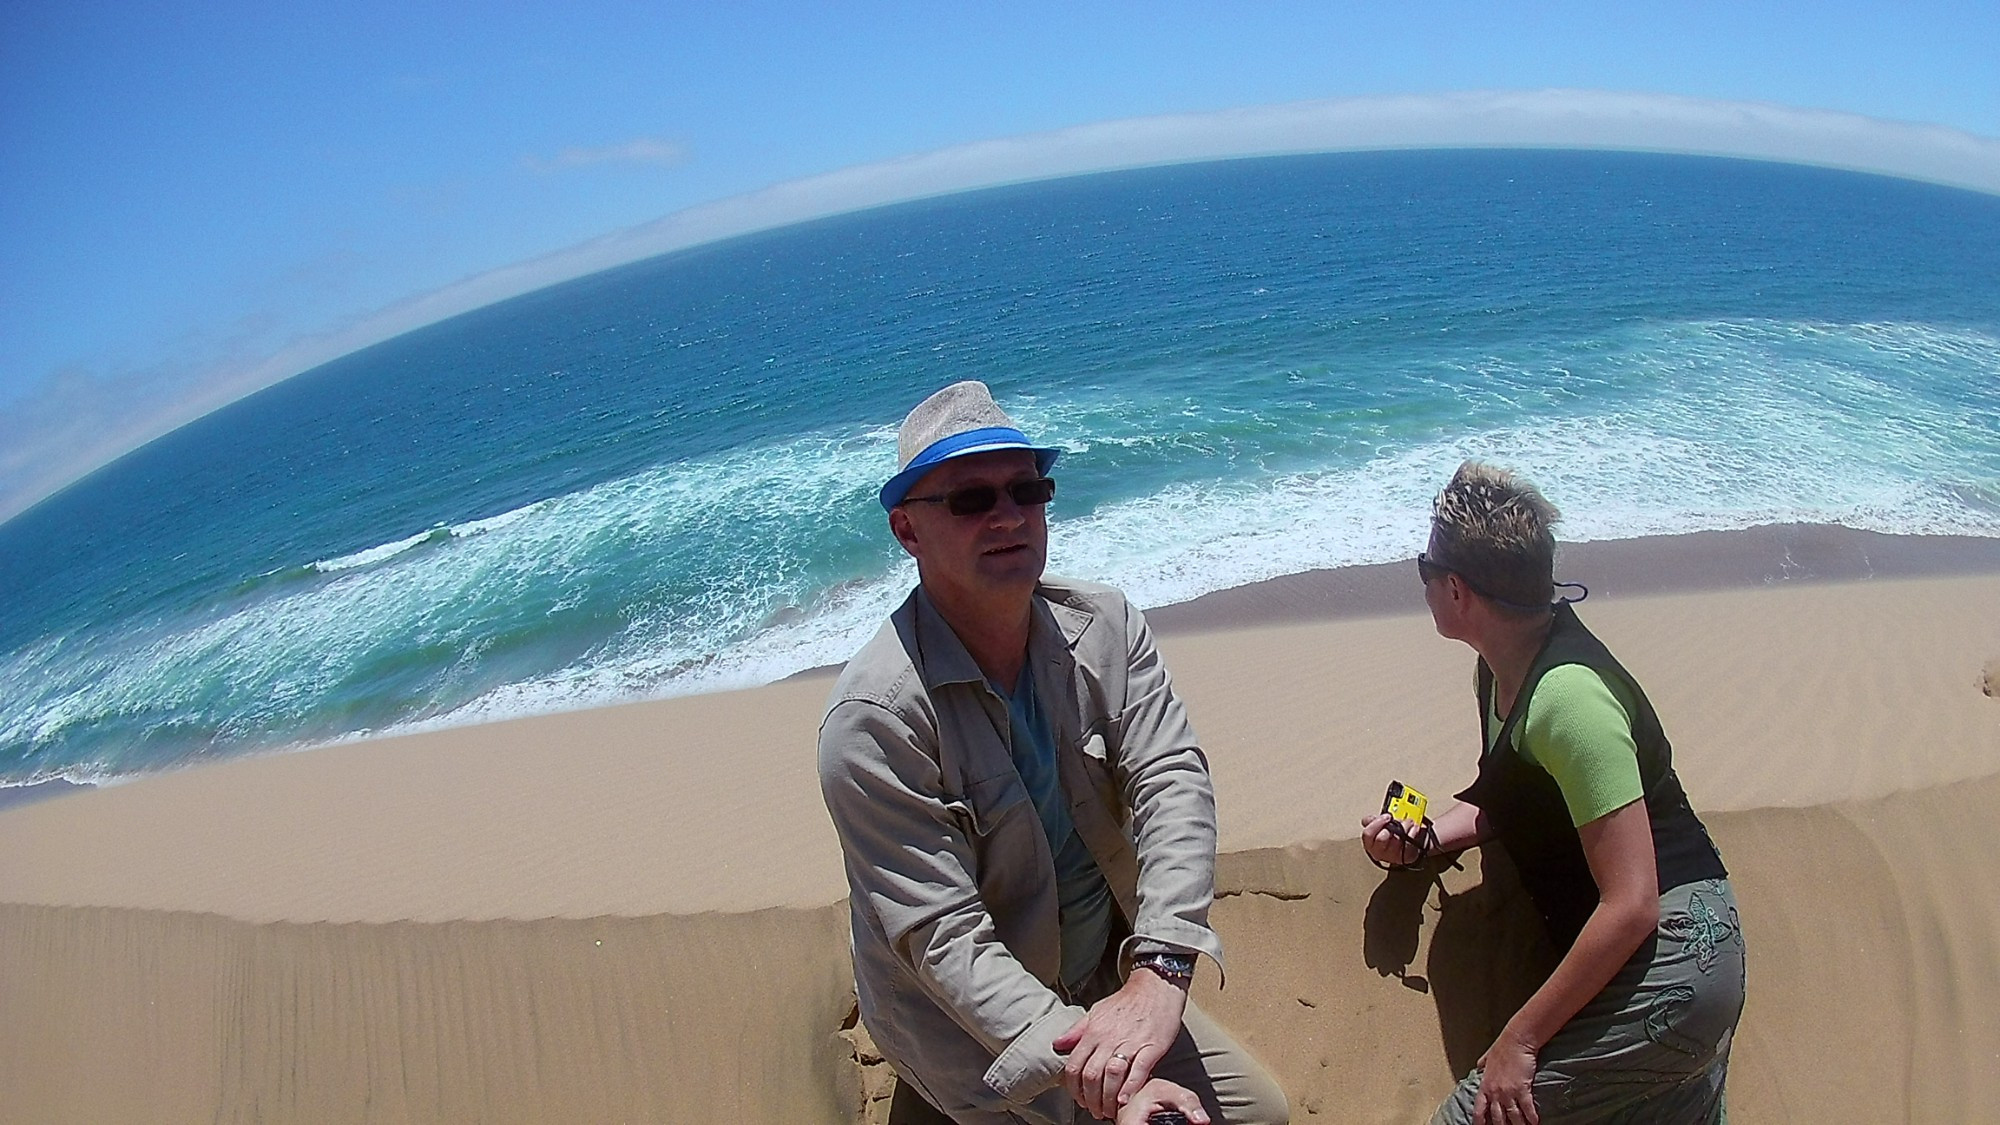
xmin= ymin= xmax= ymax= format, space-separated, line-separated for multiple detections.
xmin=879 ymin=426 xmax=1060 ymax=510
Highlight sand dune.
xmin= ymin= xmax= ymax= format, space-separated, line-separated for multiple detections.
xmin=5 ymin=777 xmax=1995 ymax=1122
xmin=1192 ymin=773 xmax=2000 ymax=1124
xmin=0 ymin=902 xmax=858 ymax=1122
xmin=3 ymin=528 xmax=1996 ymax=1122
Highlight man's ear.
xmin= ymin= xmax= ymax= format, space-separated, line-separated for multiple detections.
xmin=888 ymin=507 xmax=921 ymax=558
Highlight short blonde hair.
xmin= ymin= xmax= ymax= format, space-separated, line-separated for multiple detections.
xmin=1430 ymin=461 xmax=1560 ymax=610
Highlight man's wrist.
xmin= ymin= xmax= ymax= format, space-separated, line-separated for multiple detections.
xmin=1130 ymin=950 xmax=1196 ymax=988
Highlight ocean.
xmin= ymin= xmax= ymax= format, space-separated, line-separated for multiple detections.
xmin=3 ymin=149 xmax=1998 ymax=787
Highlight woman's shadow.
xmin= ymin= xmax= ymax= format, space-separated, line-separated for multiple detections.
xmin=1362 ymin=847 xmax=1559 ymax=1076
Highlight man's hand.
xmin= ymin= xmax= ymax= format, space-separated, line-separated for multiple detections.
xmin=1114 ymin=1076 xmax=1209 ymax=1125
xmin=1052 ymin=965 xmax=1189 ymax=1120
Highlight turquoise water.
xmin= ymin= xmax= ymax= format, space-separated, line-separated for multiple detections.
xmin=3 ymin=149 xmax=1997 ymax=784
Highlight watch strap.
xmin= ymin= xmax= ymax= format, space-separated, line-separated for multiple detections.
xmin=1132 ymin=950 xmax=1196 ymax=986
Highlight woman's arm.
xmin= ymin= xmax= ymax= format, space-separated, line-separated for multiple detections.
xmin=1473 ymin=797 xmax=1660 ymax=1124
xmin=1359 ymin=797 xmax=1490 ymax=867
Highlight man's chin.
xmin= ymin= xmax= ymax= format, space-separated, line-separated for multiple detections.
xmin=978 ymin=551 xmax=1046 ymax=586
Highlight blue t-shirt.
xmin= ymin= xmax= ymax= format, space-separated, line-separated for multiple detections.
xmin=1001 ymin=671 xmax=1117 ymax=991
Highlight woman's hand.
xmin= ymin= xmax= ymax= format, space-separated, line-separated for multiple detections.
xmin=1113 ymin=1076 xmax=1210 ymax=1125
xmin=1362 ymin=798 xmax=1487 ymax=867
xmin=1467 ymin=799 xmax=1659 ymax=1125
xmin=1473 ymin=1030 xmax=1540 ymax=1124
xmin=1360 ymin=812 xmax=1423 ymax=867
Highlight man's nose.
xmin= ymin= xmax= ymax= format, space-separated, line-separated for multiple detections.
xmin=986 ymin=489 xmax=1027 ymax=527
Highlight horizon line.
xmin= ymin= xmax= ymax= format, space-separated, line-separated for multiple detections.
xmin=8 ymin=88 xmax=2000 ymax=525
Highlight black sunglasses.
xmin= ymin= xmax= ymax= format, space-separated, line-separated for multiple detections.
xmin=1418 ymin=551 xmax=1569 ymax=612
xmin=903 ymin=476 xmax=1056 ymax=517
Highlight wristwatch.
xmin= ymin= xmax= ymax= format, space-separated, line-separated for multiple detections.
xmin=1132 ymin=950 xmax=1196 ymax=986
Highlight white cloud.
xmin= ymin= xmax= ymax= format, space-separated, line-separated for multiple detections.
xmin=7 ymin=90 xmax=1999 ymax=523
xmin=523 ymin=137 xmax=687 ymax=172
xmin=532 ymin=90 xmax=2000 ymax=282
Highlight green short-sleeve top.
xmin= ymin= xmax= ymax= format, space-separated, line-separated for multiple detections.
xmin=1486 ymin=663 xmax=1647 ymax=827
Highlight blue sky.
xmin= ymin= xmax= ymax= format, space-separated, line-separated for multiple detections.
xmin=3 ymin=1 xmax=1998 ymax=520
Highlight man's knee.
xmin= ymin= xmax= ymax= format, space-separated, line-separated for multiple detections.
xmin=1214 ymin=1064 xmax=1290 ymax=1125
xmin=886 ymin=1075 xmax=957 ymax=1124
xmin=1160 ymin=1005 xmax=1289 ymax=1125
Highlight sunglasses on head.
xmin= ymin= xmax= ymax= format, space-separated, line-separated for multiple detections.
xmin=1415 ymin=552 xmax=1455 ymax=585
xmin=903 ymin=476 xmax=1056 ymax=517
xmin=1418 ymin=551 xmax=1573 ymax=612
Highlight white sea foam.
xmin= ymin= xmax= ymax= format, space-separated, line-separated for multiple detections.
xmin=388 ymin=564 xmax=918 ymax=736
xmin=4 ymin=317 xmax=1995 ymax=777
xmin=309 ymin=500 xmax=550 ymax=574
xmin=0 ymin=423 xmax=906 ymax=767
xmin=311 ymin=527 xmax=445 ymax=573
xmin=372 ymin=319 xmax=1999 ymax=740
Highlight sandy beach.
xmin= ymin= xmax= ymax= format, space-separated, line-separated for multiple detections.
xmin=4 ymin=524 xmax=1997 ymax=1122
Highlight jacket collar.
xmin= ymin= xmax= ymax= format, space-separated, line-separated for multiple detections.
xmin=910 ymin=582 xmax=1093 ymax=692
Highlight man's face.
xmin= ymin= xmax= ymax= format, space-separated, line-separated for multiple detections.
xmin=889 ymin=449 xmax=1048 ymax=607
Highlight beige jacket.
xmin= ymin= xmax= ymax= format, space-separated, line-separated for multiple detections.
xmin=818 ymin=578 xmax=1223 ymax=1122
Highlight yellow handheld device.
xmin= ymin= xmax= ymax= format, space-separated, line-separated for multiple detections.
xmin=1382 ymin=780 xmax=1428 ymax=826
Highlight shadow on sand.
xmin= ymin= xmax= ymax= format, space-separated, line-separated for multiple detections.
xmin=1362 ymin=846 xmax=1560 ymax=1077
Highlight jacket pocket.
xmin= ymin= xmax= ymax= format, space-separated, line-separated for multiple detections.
xmin=951 ymin=772 xmax=1032 ymax=837
xmin=1071 ymin=728 xmax=1122 ymax=812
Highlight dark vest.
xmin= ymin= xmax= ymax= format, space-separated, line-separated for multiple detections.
xmin=1456 ymin=602 xmax=1727 ymax=950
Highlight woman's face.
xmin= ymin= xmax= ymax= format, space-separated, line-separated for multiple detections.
xmin=1422 ymin=529 xmax=1465 ymax=641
